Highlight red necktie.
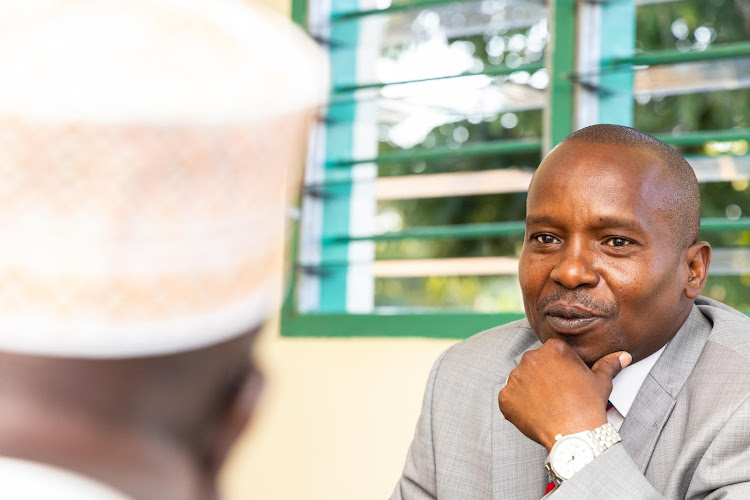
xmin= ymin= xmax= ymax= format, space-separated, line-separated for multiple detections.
xmin=545 ymin=478 xmax=555 ymax=494
xmin=545 ymin=401 xmax=614 ymax=495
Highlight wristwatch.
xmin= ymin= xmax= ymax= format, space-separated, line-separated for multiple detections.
xmin=544 ymin=422 xmax=621 ymax=487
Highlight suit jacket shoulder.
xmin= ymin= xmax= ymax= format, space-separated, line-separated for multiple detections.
xmin=696 ymin=295 xmax=750 ymax=359
xmin=440 ymin=319 xmax=539 ymax=380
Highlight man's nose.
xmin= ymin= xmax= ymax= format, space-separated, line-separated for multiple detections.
xmin=549 ymin=241 xmax=599 ymax=289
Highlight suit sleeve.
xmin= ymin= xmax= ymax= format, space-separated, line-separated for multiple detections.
xmin=551 ymin=396 xmax=750 ymax=500
xmin=548 ymin=445 xmax=662 ymax=499
xmin=390 ymin=350 xmax=449 ymax=500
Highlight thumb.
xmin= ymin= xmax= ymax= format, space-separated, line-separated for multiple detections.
xmin=591 ymin=351 xmax=632 ymax=381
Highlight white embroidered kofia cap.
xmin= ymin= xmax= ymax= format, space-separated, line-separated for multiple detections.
xmin=0 ymin=0 xmax=328 ymax=357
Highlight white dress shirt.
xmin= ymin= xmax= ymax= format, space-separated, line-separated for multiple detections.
xmin=607 ymin=344 xmax=667 ymax=431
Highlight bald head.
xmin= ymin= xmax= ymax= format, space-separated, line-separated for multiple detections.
xmin=558 ymin=124 xmax=700 ymax=248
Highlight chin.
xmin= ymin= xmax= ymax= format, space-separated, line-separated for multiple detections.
xmin=571 ymin=348 xmax=599 ymax=368
xmin=561 ymin=339 xmax=610 ymax=367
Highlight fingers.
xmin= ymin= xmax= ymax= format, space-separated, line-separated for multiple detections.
xmin=591 ymin=351 xmax=632 ymax=381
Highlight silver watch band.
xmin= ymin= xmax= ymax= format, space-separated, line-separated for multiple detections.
xmin=588 ymin=422 xmax=621 ymax=455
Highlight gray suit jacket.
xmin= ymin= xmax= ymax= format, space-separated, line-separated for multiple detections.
xmin=392 ymin=297 xmax=750 ymax=499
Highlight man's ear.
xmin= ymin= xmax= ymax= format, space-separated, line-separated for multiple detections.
xmin=684 ymin=241 xmax=711 ymax=299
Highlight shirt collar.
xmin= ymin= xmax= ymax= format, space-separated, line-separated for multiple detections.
xmin=608 ymin=344 xmax=667 ymax=417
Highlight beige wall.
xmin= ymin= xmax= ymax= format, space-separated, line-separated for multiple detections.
xmin=219 ymin=2 xmax=459 ymax=498
xmin=254 ymin=0 xmax=290 ymax=16
xmin=221 ymin=320 xmax=456 ymax=499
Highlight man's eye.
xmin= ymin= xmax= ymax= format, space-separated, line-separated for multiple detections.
xmin=534 ymin=234 xmax=558 ymax=244
xmin=605 ymin=237 xmax=630 ymax=247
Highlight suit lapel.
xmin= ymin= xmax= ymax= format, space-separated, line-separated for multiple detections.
xmin=618 ymin=375 xmax=675 ymax=471
xmin=619 ymin=305 xmax=712 ymax=472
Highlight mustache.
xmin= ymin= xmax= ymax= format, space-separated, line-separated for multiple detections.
xmin=536 ymin=289 xmax=618 ymax=317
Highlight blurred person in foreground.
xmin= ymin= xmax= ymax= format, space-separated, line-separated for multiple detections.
xmin=393 ymin=124 xmax=750 ymax=499
xmin=0 ymin=1 xmax=327 ymax=499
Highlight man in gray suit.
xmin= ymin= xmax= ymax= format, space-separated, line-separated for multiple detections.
xmin=392 ymin=124 xmax=750 ymax=499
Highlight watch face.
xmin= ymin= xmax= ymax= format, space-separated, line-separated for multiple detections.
xmin=551 ymin=437 xmax=595 ymax=480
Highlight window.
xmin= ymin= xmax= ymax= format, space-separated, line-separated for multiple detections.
xmin=282 ymin=0 xmax=750 ymax=338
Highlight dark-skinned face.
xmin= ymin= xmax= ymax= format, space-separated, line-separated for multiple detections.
xmin=518 ymin=141 xmax=696 ymax=365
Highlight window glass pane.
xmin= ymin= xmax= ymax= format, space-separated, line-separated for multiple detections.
xmin=634 ymin=57 xmax=750 ymax=99
xmin=375 ymin=192 xmax=527 ymax=259
xmin=377 ymin=192 xmax=527 ymax=228
xmin=634 ymin=88 xmax=750 ymax=134
xmin=375 ymin=234 xmax=523 ymax=259
xmin=635 ymin=0 xmax=748 ymax=52
xmin=377 ymin=168 xmax=533 ymax=200
xmin=699 ymin=182 xmax=750 ymax=311
xmin=328 ymin=4 xmax=548 ymax=87
xmin=380 ymin=107 xmax=542 ymax=155
xmin=332 ymin=0 xmax=546 ymax=33
xmin=360 ymin=150 xmax=540 ymax=176
xmin=374 ymin=275 xmax=523 ymax=312
xmin=326 ymin=91 xmax=543 ymax=158
xmin=700 ymin=181 xmax=750 ymax=221
xmin=704 ymin=276 xmax=750 ymax=311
